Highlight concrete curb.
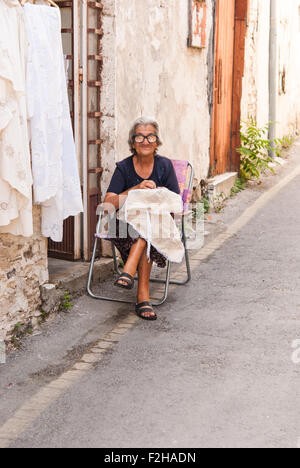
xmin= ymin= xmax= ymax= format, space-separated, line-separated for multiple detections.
xmin=40 ymin=258 xmax=115 ymax=314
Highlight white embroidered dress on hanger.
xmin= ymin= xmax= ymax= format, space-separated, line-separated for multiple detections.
xmin=24 ymin=4 xmax=83 ymax=242
xmin=0 ymin=0 xmax=33 ymax=237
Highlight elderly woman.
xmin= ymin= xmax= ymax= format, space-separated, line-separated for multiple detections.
xmin=104 ymin=117 xmax=180 ymax=321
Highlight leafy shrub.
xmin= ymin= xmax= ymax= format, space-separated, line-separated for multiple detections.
xmin=231 ymin=178 xmax=247 ymax=197
xmin=238 ymin=120 xmax=290 ymax=180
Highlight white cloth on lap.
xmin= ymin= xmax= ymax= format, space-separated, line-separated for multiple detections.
xmin=118 ymin=188 xmax=185 ymax=264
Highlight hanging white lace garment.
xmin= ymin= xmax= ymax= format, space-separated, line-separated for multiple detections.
xmin=24 ymin=4 xmax=83 ymax=242
xmin=0 ymin=0 xmax=33 ymax=237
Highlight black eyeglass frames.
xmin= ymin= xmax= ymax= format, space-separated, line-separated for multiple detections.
xmin=133 ymin=134 xmax=158 ymax=144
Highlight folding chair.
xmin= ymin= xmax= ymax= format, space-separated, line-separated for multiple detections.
xmin=87 ymin=160 xmax=194 ymax=306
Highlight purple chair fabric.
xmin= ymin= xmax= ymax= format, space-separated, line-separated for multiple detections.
xmin=171 ymin=159 xmax=191 ymax=212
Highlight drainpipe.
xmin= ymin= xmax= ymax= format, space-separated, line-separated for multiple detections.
xmin=73 ymin=0 xmax=81 ymax=260
xmin=82 ymin=0 xmax=89 ymax=261
xmin=269 ymin=0 xmax=278 ymax=156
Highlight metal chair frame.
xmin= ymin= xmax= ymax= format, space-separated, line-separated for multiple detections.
xmin=87 ymin=162 xmax=194 ymax=307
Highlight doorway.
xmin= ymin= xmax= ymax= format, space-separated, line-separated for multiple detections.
xmin=210 ymin=0 xmax=249 ymax=176
xmin=48 ymin=0 xmax=103 ymax=262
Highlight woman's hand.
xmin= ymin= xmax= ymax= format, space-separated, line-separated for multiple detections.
xmin=137 ymin=180 xmax=157 ymax=190
xmin=104 ymin=180 xmax=157 ymax=210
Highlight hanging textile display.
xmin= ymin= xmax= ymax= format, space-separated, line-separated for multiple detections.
xmin=0 ymin=0 xmax=33 ymax=237
xmin=24 ymin=3 xmax=83 ymax=242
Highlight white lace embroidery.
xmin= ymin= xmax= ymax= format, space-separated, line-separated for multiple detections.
xmin=0 ymin=202 xmax=9 ymax=211
xmin=24 ymin=4 xmax=83 ymax=242
xmin=0 ymin=0 xmax=33 ymax=237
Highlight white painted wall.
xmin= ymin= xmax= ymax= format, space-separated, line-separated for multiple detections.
xmin=101 ymin=0 xmax=300 ymax=196
xmin=241 ymin=0 xmax=269 ymax=127
xmin=241 ymin=0 xmax=300 ymax=139
xmin=101 ymin=0 xmax=117 ymax=196
xmin=101 ymin=0 xmax=215 ymax=194
xmin=276 ymin=0 xmax=300 ymax=138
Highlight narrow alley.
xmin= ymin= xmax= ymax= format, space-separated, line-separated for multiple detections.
xmin=1 ymin=142 xmax=300 ymax=449
xmin=1 ymin=0 xmax=300 ymax=451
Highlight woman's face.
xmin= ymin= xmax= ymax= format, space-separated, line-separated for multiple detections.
xmin=133 ymin=125 xmax=158 ymax=158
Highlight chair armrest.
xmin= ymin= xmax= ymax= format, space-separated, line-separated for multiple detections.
xmin=96 ymin=202 xmax=117 ymax=216
xmin=96 ymin=204 xmax=105 ymax=215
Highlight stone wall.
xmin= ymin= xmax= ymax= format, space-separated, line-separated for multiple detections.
xmin=0 ymin=206 xmax=48 ymax=342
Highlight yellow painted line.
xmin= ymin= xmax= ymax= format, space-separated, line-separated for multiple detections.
xmin=1 ymin=160 xmax=300 ymax=448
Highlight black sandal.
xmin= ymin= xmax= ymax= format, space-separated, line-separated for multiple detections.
xmin=114 ymin=272 xmax=135 ymax=290
xmin=136 ymin=302 xmax=157 ymax=321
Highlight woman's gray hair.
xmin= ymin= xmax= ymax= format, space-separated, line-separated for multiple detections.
xmin=128 ymin=117 xmax=162 ymax=155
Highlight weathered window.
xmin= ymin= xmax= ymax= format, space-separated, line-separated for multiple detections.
xmin=188 ymin=0 xmax=207 ymax=48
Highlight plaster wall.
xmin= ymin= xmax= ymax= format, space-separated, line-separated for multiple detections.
xmin=241 ymin=0 xmax=300 ymax=138
xmin=101 ymin=0 xmax=215 ymax=194
xmin=101 ymin=0 xmax=117 ymax=197
xmin=276 ymin=0 xmax=300 ymax=138
xmin=241 ymin=0 xmax=270 ymax=127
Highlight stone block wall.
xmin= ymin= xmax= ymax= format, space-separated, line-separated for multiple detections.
xmin=0 ymin=206 xmax=48 ymax=342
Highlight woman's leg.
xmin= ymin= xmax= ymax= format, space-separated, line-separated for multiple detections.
xmin=117 ymin=239 xmax=155 ymax=318
xmin=137 ymin=246 xmax=156 ymax=319
xmin=117 ymin=238 xmax=146 ymax=286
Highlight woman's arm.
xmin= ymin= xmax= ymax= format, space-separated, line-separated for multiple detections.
xmin=104 ymin=180 xmax=157 ymax=210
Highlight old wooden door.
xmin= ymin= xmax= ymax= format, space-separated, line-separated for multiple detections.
xmin=210 ymin=0 xmax=236 ymax=176
xmin=210 ymin=0 xmax=249 ymax=176
xmin=231 ymin=0 xmax=249 ymax=172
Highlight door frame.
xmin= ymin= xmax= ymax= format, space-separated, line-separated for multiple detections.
xmin=48 ymin=0 xmax=103 ymax=262
xmin=82 ymin=0 xmax=103 ymax=261
xmin=230 ymin=0 xmax=249 ymax=173
xmin=48 ymin=0 xmax=81 ymax=261
xmin=210 ymin=0 xmax=249 ymax=176
xmin=73 ymin=0 xmax=81 ymax=260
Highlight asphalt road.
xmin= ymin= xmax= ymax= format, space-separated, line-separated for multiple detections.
xmin=1 ymin=143 xmax=300 ymax=448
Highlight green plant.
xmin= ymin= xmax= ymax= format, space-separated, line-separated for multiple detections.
xmin=281 ymin=136 xmax=293 ymax=150
xmin=40 ymin=309 xmax=48 ymax=320
xmin=231 ymin=177 xmax=247 ymax=197
xmin=11 ymin=336 xmax=21 ymax=348
xmin=213 ymin=192 xmax=226 ymax=213
xmin=202 ymin=195 xmax=210 ymax=214
xmin=60 ymin=292 xmax=72 ymax=311
xmin=192 ymin=198 xmax=209 ymax=223
xmin=192 ymin=200 xmax=207 ymax=220
xmin=10 ymin=322 xmax=33 ymax=348
xmin=238 ymin=120 xmax=290 ymax=181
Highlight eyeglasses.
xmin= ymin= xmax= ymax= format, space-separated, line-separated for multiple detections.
xmin=134 ymin=134 xmax=158 ymax=144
